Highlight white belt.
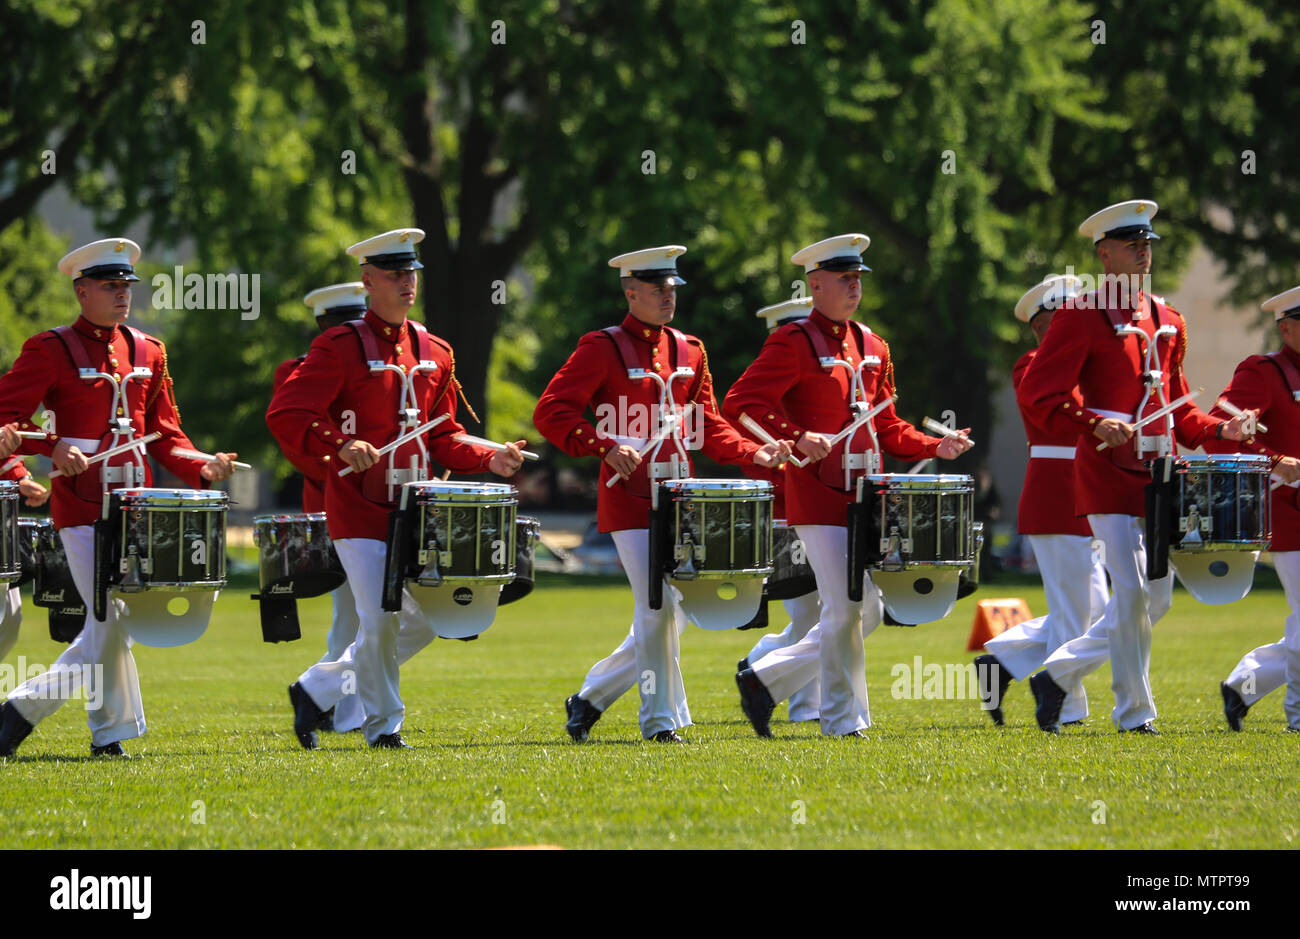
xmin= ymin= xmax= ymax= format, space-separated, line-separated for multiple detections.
xmin=64 ymin=436 xmax=101 ymax=455
xmin=1029 ymin=445 xmax=1075 ymax=460
xmin=1093 ymin=409 xmax=1132 ymax=422
xmin=609 ymin=435 xmax=648 ymax=450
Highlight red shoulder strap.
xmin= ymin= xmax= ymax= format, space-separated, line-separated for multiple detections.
xmin=347 ymin=319 xmax=382 ymax=363
xmin=50 ymin=325 xmax=94 ymax=372
xmin=794 ymin=317 xmax=869 ymax=368
xmin=1268 ymin=351 xmax=1300 ymax=400
xmin=121 ymin=326 xmax=148 ymax=367
xmin=601 ymin=325 xmax=642 ymax=373
xmin=663 ymin=326 xmax=690 ymax=370
xmin=407 ymin=320 xmax=435 ymax=362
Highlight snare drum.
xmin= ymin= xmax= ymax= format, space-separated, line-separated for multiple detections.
xmin=397 ymin=481 xmax=518 ymax=639
xmin=1169 ymin=454 xmax=1271 ymax=605
xmin=659 ymin=478 xmax=773 ymax=630
xmin=499 ymin=516 xmax=540 ymax=606
xmin=0 ymin=481 xmax=19 ymax=585
xmin=253 ymin=513 xmax=345 ymax=600
xmin=863 ymin=474 xmax=975 ymax=624
xmin=767 ymin=520 xmax=816 ymax=601
xmin=27 ymin=520 xmax=86 ymax=642
xmin=16 ymin=516 xmax=45 ymax=588
xmin=101 ymin=488 xmax=229 ymax=647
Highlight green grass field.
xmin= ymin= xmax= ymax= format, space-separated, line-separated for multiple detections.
xmin=0 ymin=572 xmax=1295 ymax=850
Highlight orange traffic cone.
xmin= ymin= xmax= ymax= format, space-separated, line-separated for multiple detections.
xmin=965 ymin=598 xmax=1033 ymax=652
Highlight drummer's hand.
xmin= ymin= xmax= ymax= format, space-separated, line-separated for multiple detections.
xmin=488 ymin=440 xmax=527 ymax=477
xmin=201 ymin=452 xmax=237 ymax=482
xmin=753 ymin=441 xmax=793 ymax=468
xmin=0 ymin=423 xmax=19 ymax=461
xmin=1273 ymin=456 xmax=1300 ymax=485
xmin=936 ymin=428 xmax=973 ymax=460
xmin=338 ymin=439 xmax=380 ymax=473
xmin=17 ymin=476 xmax=49 ymax=507
xmin=52 ymin=439 xmax=89 ymax=476
xmin=1093 ymin=417 xmax=1133 ymax=449
xmin=604 ymin=444 xmax=641 ymax=479
xmin=1219 ymin=413 xmax=1255 ymax=442
xmin=795 ymin=432 xmax=832 ymax=461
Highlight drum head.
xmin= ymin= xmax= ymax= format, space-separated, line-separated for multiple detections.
xmin=409 ymin=582 xmax=501 ymax=639
xmin=872 ymin=568 xmax=961 ymax=625
xmin=676 ymin=577 xmax=765 ymax=631
xmin=115 ymin=588 xmax=217 ymax=647
xmin=1171 ymin=550 xmax=1259 ymax=605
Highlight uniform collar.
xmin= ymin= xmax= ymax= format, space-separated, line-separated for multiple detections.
xmin=809 ymin=308 xmax=852 ymax=338
xmin=365 ymin=309 xmax=407 ymax=344
xmin=73 ymin=316 xmax=119 ymax=344
xmin=621 ymin=313 xmax=663 ymax=344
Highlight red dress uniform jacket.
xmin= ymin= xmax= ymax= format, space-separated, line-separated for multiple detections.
xmin=1013 ymin=349 xmax=1091 ymax=536
xmin=533 ymin=314 xmax=760 ymax=533
xmin=722 ymin=309 xmax=941 ymax=527
xmin=0 ymin=316 xmax=206 ymax=529
xmin=272 ymin=355 xmax=326 ymax=514
xmin=266 ymin=310 xmax=494 ymax=541
xmin=1204 ymin=346 xmax=1300 ymax=551
xmin=1018 ymin=292 xmax=1219 ymax=518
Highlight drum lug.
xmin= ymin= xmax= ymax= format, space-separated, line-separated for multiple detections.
xmin=878 ymin=527 xmax=908 ymax=571
xmin=673 ymin=538 xmax=702 ymax=579
xmin=119 ymin=551 xmax=147 ymax=590
xmin=417 ymin=544 xmax=444 ymax=587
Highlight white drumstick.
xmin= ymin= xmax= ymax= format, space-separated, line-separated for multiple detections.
xmin=1217 ymin=399 xmax=1267 ymax=434
xmin=1094 ymin=388 xmax=1202 ymax=451
xmin=604 ymin=424 xmax=677 ymax=488
xmin=17 ymin=431 xmax=48 ymax=439
xmin=0 ymin=457 xmax=22 ymax=475
xmin=49 ymin=432 xmax=161 ymax=478
xmin=171 ymin=447 xmax=252 ymax=471
xmin=907 ymin=459 xmax=933 ymax=474
xmin=739 ymin=414 xmax=808 ymax=467
xmin=453 ymin=434 xmax=539 ymax=462
xmin=922 ymin=417 xmax=976 ymax=447
xmin=826 ymin=395 xmax=899 ymax=448
xmin=337 ymin=415 xmax=449 ymax=477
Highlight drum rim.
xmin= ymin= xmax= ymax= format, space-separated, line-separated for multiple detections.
xmin=1176 ymin=454 xmax=1273 ymax=469
xmin=868 ymin=473 xmax=974 ymax=485
xmin=253 ymin=512 xmax=328 ymax=523
xmin=404 ymin=480 xmax=517 ymax=495
xmin=662 ymin=477 xmax=773 ymax=492
xmin=115 ymin=488 xmax=231 ymax=504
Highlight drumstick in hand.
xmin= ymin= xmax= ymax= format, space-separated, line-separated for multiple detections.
xmin=1217 ymin=399 xmax=1267 ymax=434
xmin=1094 ymin=388 xmax=1202 ymax=451
xmin=453 ymin=434 xmax=540 ymax=462
xmin=739 ymin=414 xmax=807 ymax=467
xmin=49 ymin=432 xmax=161 ymax=477
xmin=922 ymin=417 xmax=976 ymax=447
xmin=337 ymin=415 xmax=449 ymax=476
xmin=172 ymin=447 xmax=252 ymax=470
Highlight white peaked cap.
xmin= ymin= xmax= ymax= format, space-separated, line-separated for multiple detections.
xmin=303 ymin=282 xmax=367 ymax=318
xmin=608 ymin=245 xmax=687 ymax=284
xmin=1014 ymin=274 xmax=1083 ymax=323
xmin=346 ymin=228 xmax=425 ymax=269
xmin=1078 ymin=200 xmax=1160 ymax=243
xmin=58 ymin=237 xmax=142 ymax=280
xmin=1262 ymin=285 xmax=1300 ymax=321
xmin=756 ymin=297 xmax=814 ymax=329
xmin=791 ymin=233 xmax=871 ymax=274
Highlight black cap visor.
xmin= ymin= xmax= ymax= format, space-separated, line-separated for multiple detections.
xmin=363 ymin=252 xmax=424 ymax=271
xmin=78 ymin=264 xmax=140 ymax=282
xmin=813 ymin=256 xmax=871 ymax=273
xmin=630 ymin=269 xmax=686 ymax=286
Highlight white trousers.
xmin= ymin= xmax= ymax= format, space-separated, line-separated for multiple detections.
xmin=7 ymin=526 xmax=146 ymax=747
xmin=1224 ymin=551 xmax=1300 ymax=728
xmin=318 ymin=579 xmax=363 ymax=733
xmin=984 ymin=533 xmax=1109 ymax=722
xmin=751 ymin=526 xmax=881 ymax=736
xmin=745 ymin=592 xmax=822 ymax=721
xmin=577 ymin=529 xmax=690 ymax=738
xmin=0 ymin=586 xmax=22 ymax=661
xmin=1045 ymin=515 xmax=1173 ymax=730
xmin=297 ymin=539 xmax=436 ymax=744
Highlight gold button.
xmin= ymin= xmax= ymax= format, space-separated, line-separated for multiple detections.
xmin=117 ymin=408 xmax=125 ymax=416
xmin=395 ymin=345 xmax=402 ymax=354
xmin=110 ymin=358 xmax=119 ymax=367
xmin=599 ymin=447 xmax=607 ymax=453
xmin=1075 ymin=410 xmax=1083 ymax=417
xmin=1089 ymin=418 xmax=1097 ymax=425
xmin=322 ymin=455 xmax=330 ymax=462
xmin=312 ymin=422 xmax=319 ymax=428
xmin=113 ymin=373 xmax=121 ymax=382
xmin=587 ymin=438 xmax=595 ymax=444
xmin=780 ymin=423 xmax=787 ymax=429
xmin=767 ymin=413 xmax=775 ymax=420
xmin=653 ymin=362 xmax=662 ymax=370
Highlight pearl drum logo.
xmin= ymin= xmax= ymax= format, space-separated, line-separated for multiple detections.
xmin=453 ymin=587 xmax=474 ymax=606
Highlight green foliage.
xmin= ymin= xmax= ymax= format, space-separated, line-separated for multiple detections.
xmin=0 ymin=218 xmax=72 ymax=370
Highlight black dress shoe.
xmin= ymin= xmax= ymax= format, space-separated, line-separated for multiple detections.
xmin=288 ymin=682 xmax=323 ymax=750
xmin=317 ymin=707 xmax=335 ymax=733
xmin=1029 ymin=670 xmax=1067 ymax=734
xmin=973 ymin=654 xmax=1011 ymax=726
xmin=370 ymin=733 xmax=412 ymax=749
xmin=736 ymin=668 xmax=775 ymax=738
xmin=650 ymin=730 xmax=685 ymax=743
xmin=1062 ymin=719 xmax=1087 ymax=727
xmin=91 ymin=741 xmax=125 ymax=757
xmin=839 ymin=730 xmax=866 ymax=738
xmin=0 ymin=701 xmax=34 ymax=757
xmin=564 ymin=694 xmax=603 ymax=743
xmin=1220 ymin=682 xmax=1249 ymax=732
xmin=1119 ymin=722 xmax=1159 ymax=735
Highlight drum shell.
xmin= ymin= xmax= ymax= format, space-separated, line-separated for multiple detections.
xmin=0 ymin=482 xmax=19 ymax=584
xmin=662 ymin=478 xmax=773 ymax=580
xmin=15 ymin=516 xmax=46 ymax=588
xmin=1172 ymin=455 xmax=1271 ymax=551
xmin=768 ymin=521 xmax=816 ymax=601
xmin=253 ymin=513 xmax=345 ymax=599
xmin=110 ymin=488 xmax=229 ymax=591
xmin=499 ymin=516 xmax=540 ymax=606
xmin=867 ymin=474 xmax=975 ymax=569
xmin=32 ymin=521 xmax=84 ymax=611
xmin=407 ymin=482 xmax=519 ymax=586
